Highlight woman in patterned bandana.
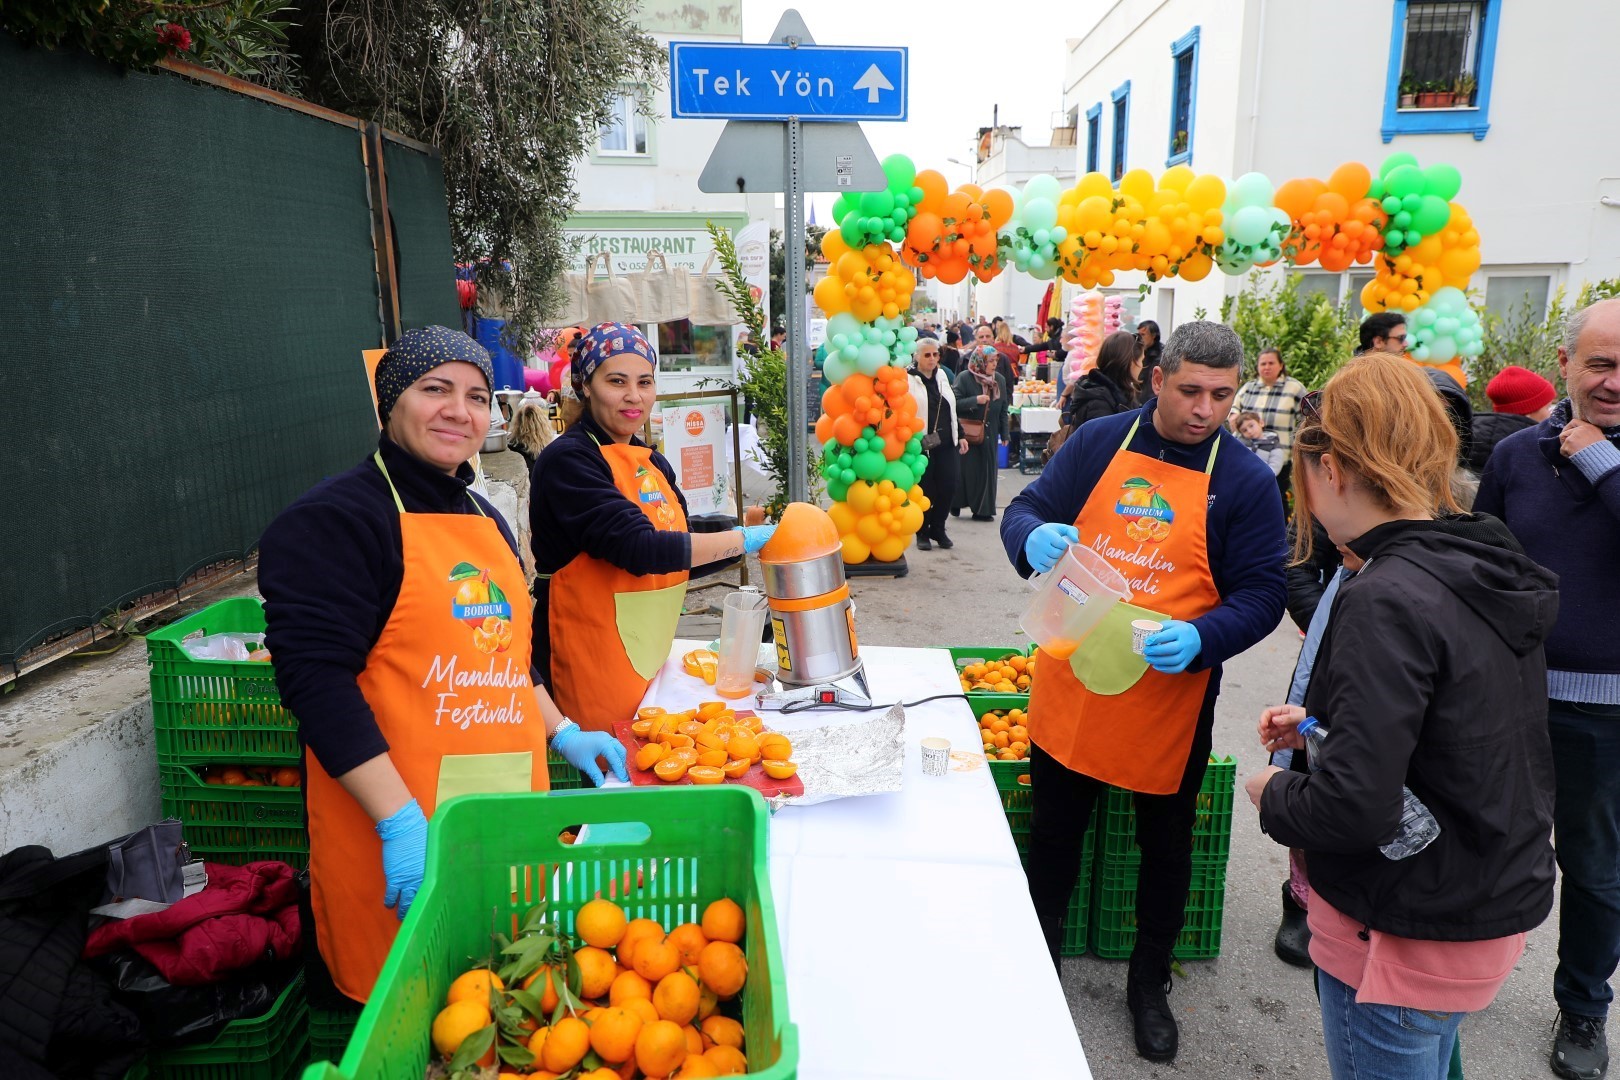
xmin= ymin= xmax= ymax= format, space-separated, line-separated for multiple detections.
xmin=529 ymin=323 xmax=775 ymax=732
xmin=258 ymin=325 xmax=629 ymax=1005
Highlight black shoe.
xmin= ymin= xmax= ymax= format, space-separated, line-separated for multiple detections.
xmin=972 ymin=513 xmax=995 ymax=522
xmin=1274 ymin=882 xmax=1313 ymax=968
xmin=950 ymin=508 xmax=961 ymax=517
xmin=1552 ymin=1011 xmax=1608 ymax=1079
xmin=934 ymin=531 xmax=954 ymax=549
xmin=1126 ymin=948 xmax=1178 ymax=1062
xmin=916 ymin=536 xmax=932 ymax=550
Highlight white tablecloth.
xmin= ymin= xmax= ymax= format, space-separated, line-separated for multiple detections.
xmin=636 ymin=642 xmax=1092 ymax=1079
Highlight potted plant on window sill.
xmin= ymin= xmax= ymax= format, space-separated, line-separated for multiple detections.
xmin=1453 ymin=73 xmax=1477 ymax=106
xmin=1398 ymin=76 xmax=1418 ymax=108
xmin=1171 ymin=129 xmax=1188 ymax=155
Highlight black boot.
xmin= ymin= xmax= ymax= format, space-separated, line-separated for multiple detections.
xmin=916 ymin=535 xmax=932 ymax=550
xmin=933 ymin=527 xmax=954 ymax=549
xmin=1126 ymin=947 xmax=1178 ymax=1062
xmin=1274 ymin=881 xmax=1312 ymax=968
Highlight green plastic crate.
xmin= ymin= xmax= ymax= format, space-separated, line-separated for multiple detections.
xmin=1096 ymin=755 xmax=1236 ymax=861
xmin=300 ymin=786 xmax=798 ymax=1080
xmin=546 ymin=747 xmax=586 ymax=790
xmin=160 ymin=763 xmax=308 ymax=868
xmin=145 ymin=970 xmax=308 ymax=1080
xmin=1017 ymin=839 xmax=1093 ymax=958
xmin=1089 ymin=853 xmax=1229 ymax=960
xmin=968 ymin=695 xmax=1035 ymax=851
xmin=946 ymin=644 xmax=1032 ymax=695
xmin=308 ymin=1004 xmax=360 ymax=1069
xmin=146 ymin=599 xmax=301 ymax=764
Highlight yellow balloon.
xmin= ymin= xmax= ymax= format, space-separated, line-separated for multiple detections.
xmin=813 ymin=275 xmax=849 ymax=315
xmin=856 ymin=514 xmax=888 ymax=547
xmin=897 ymin=502 xmax=925 ymax=535
xmin=1159 ymin=164 xmax=1195 ymax=193
xmin=841 ymin=534 xmax=871 ymax=564
xmin=1119 ymin=169 xmax=1155 ymax=203
xmin=845 ymin=481 xmax=878 ymax=515
xmin=1076 ymin=171 xmax=1115 ymax=201
xmin=827 ymin=501 xmax=858 ymax=535
xmin=1179 ymin=251 xmax=1213 ymax=282
xmin=872 ymin=536 xmax=907 ymax=562
xmin=1185 ymin=174 xmax=1226 ymax=212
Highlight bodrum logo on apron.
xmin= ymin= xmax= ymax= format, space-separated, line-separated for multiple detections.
xmin=1114 ymin=478 xmax=1175 ymax=544
xmin=448 ymin=562 xmax=514 ymax=653
xmin=637 ymin=466 xmax=678 ymax=529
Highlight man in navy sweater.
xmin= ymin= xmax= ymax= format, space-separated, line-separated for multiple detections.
xmin=1002 ymin=320 xmax=1286 ymax=1062
xmin=1476 ymin=297 xmax=1620 ymax=1080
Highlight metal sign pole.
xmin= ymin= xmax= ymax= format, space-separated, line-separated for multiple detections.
xmin=784 ymin=114 xmax=809 ymax=505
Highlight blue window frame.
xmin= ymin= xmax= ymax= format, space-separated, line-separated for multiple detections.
xmin=1167 ymin=27 xmax=1199 ymax=166
xmin=1381 ymin=0 xmax=1500 ymax=141
xmin=1110 ymin=80 xmax=1130 ymax=182
xmin=1085 ymin=103 xmax=1102 ymax=173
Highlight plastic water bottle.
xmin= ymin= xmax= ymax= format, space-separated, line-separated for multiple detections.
xmin=1297 ymin=716 xmax=1441 ymax=861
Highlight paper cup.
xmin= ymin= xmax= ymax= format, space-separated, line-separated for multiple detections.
xmin=1130 ymin=619 xmax=1164 ymax=656
xmin=920 ymin=737 xmax=951 ymax=777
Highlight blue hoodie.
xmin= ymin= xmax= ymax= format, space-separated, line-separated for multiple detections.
xmin=1000 ymin=399 xmax=1288 ymax=672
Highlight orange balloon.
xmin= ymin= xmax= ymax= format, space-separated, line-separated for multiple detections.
xmin=913 ymin=169 xmax=949 ymax=212
xmin=814 ymin=414 xmax=834 ymax=443
xmin=983 ymin=188 xmax=1015 ymax=229
xmin=1327 ymin=162 xmax=1372 ymax=202
xmin=1272 ymin=179 xmax=1319 ymax=223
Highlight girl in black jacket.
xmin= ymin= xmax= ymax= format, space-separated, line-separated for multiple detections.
xmin=1248 ymin=353 xmax=1557 ymax=1079
xmin=1060 ymin=330 xmax=1142 ymax=430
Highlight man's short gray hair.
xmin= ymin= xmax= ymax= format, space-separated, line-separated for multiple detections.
xmin=1564 ymin=305 xmax=1591 ymax=357
xmin=1160 ymin=321 xmax=1244 ymax=376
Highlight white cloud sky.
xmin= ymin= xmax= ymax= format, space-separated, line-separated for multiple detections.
xmin=741 ymin=1 xmax=1076 ymax=221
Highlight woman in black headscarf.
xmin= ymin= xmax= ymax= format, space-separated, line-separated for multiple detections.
xmin=952 ymin=345 xmax=1009 ymax=521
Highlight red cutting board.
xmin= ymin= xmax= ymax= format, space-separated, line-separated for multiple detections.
xmin=613 ymin=710 xmax=806 ymax=797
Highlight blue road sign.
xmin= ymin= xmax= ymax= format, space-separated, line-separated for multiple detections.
xmin=669 ymin=42 xmax=907 ymax=122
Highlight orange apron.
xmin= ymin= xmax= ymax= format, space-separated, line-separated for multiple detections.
xmin=1028 ymin=417 xmax=1222 ymax=794
xmin=543 ymin=435 xmax=689 ymax=732
xmin=306 ymin=452 xmax=549 ymax=1002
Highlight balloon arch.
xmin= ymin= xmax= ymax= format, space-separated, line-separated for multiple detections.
xmin=812 ymin=152 xmax=1485 ymax=564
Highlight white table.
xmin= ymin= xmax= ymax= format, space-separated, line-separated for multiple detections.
xmin=637 ymin=642 xmax=1092 ymax=1079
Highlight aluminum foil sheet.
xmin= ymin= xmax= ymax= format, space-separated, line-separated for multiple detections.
xmin=766 ymin=703 xmax=906 ymax=810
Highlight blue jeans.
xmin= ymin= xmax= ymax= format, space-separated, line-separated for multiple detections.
xmin=1319 ymin=968 xmax=1466 ymax=1080
xmin=1550 ymin=697 xmax=1620 ymax=1017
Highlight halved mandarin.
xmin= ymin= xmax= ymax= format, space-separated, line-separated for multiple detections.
xmin=687 ymin=765 xmax=724 ymax=785
xmin=696 ymin=749 xmax=729 ymax=768
xmin=757 ymin=733 xmax=792 ymax=760
xmin=638 ymin=706 xmax=668 ymax=721
xmin=720 ymin=758 xmax=751 ymax=779
xmin=693 ymin=729 xmax=727 ymax=753
xmin=696 ymin=701 xmax=727 ymax=720
xmin=658 ymin=733 xmax=695 ymax=750
xmin=654 ymin=757 xmax=691 ymax=782
xmin=739 ymin=714 xmax=764 ymax=733
xmin=699 ymin=661 xmax=718 ymax=685
xmin=678 ymin=721 xmax=707 ymax=738
xmin=664 ymin=747 xmax=698 ymax=767
xmin=634 ymin=743 xmax=667 ymax=771
xmin=631 ymin=719 xmax=655 ymax=738
xmin=761 ymin=759 xmax=797 ymax=780
xmin=726 ymin=732 xmax=760 ymax=763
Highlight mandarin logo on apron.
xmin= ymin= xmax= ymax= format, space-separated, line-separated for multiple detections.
xmin=448 ymin=561 xmax=515 ymax=652
xmin=637 ymin=464 xmax=678 ymax=529
xmin=425 ymin=561 xmax=533 ymax=731
xmin=1114 ymin=478 xmax=1175 ymax=543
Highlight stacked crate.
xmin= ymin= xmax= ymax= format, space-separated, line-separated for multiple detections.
xmin=145 ymin=598 xmax=308 ymax=868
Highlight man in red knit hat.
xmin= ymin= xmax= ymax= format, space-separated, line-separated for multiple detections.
xmin=1468 ymin=364 xmax=1557 ymax=472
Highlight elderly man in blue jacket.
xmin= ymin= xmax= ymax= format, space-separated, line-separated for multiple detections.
xmin=1001 ymin=320 xmax=1287 ymax=1063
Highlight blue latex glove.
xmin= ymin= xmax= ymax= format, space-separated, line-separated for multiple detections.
xmin=1143 ymin=620 xmax=1202 ymax=674
xmin=375 ymin=798 xmax=428 ymax=921
xmin=550 ymin=719 xmax=630 ymax=786
xmin=1023 ymin=522 xmax=1080 ymax=574
xmin=739 ymin=525 xmax=777 ymax=555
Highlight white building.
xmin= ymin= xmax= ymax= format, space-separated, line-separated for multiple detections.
xmin=565 ymin=0 xmax=776 ymax=393
xmin=1058 ymin=0 xmax=1620 ymax=334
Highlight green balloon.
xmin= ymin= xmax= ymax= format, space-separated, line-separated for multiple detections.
xmin=911 ymin=456 xmax=929 ymax=482
xmin=853 ymin=436 xmax=870 ymax=453
xmin=1385 ymin=228 xmax=1405 ymax=249
xmin=827 ymin=478 xmax=850 ymax=502
xmin=840 ymin=216 xmax=865 ymax=247
xmin=1385 ymin=165 xmax=1425 ymax=200
xmin=840 ymin=468 xmax=855 ymax=484
xmin=1412 ymin=194 xmax=1452 ymax=235
xmin=881 ymin=460 xmax=915 ymax=490
xmin=1381 ymin=195 xmax=1402 ymax=215
xmin=831 ymin=194 xmax=850 ymax=222
xmin=853 ymin=450 xmax=888 ymax=482
xmin=1380 ymin=152 xmax=1419 ymax=178
xmin=1423 ymin=163 xmax=1462 ymax=201
xmin=910 ymin=186 xmax=925 ymax=203
xmin=883 ymin=154 xmax=917 ymax=192
xmin=860 ymin=189 xmax=895 ymax=217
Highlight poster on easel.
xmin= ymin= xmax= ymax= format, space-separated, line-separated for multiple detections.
xmin=662 ymin=401 xmax=734 ymax=518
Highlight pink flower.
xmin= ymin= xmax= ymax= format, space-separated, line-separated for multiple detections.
xmin=157 ymin=23 xmax=193 ymax=53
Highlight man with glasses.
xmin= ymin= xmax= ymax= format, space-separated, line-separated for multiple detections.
xmin=1358 ymin=311 xmax=1408 ymax=355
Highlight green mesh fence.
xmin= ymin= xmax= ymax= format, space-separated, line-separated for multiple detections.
xmin=381 ymin=136 xmax=462 ymax=333
xmin=0 ymin=36 xmax=393 ymax=668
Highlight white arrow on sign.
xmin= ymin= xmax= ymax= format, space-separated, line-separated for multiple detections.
xmin=853 ymin=64 xmax=893 ymax=103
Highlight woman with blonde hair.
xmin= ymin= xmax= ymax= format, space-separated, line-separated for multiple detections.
xmin=1245 ymin=352 xmax=1558 ymax=1079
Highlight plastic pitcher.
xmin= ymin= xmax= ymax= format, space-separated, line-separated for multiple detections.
xmin=716 ymin=587 xmax=770 ymax=698
xmin=1020 ymin=543 xmax=1133 ymax=659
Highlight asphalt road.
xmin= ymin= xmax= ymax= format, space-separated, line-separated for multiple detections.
xmin=842 ymin=465 xmax=1567 ymax=1080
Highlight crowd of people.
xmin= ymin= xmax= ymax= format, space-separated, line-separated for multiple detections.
xmin=1000 ymin=298 xmax=1620 ymax=1080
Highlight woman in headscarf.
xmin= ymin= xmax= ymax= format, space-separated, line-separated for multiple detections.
xmin=528 ymin=323 xmax=774 ymax=733
xmin=953 ymin=344 xmax=1010 ymax=520
xmin=260 ymin=325 xmax=628 ymax=1005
